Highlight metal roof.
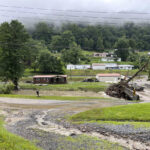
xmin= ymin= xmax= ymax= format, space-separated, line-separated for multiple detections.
xmin=33 ymin=75 xmax=67 ymax=78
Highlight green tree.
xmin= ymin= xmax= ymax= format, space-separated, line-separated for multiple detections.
xmin=96 ymin=37 xmax=104 ymax=51
xmin=33 ymin=22 xmax=53 ymax=44
xmin=50 ymin=35 xmax=62 ymax=51
xmin=61 ymin=30 xmax=75 ymax=49
xmin=0 ymin=20 xmax=29 ymax=89
xmin=61 ymin=43 xmax=84 ymax=64
xmin=38 ymin=50 xmax=64 ymax=74
xmin=24 ymin=39 xmax=48 ymax=69
xmin=114 ymin=37 xmax=129 ymax=61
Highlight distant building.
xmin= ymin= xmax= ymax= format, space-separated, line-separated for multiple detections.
xmin=96 ymin=73 xmax=121 ymax=83
xmin=105 ymin=63 xmax=118 ymax=70
xmin=92 ymin=63 xmax=106 ymax=70
xmin=118 ymin=65 xmax=134 ymax=70
xmin=33 ymin=75 xmax=67 ymax=84
xmin=67 ymin=64 xmax=91 ymax=70
xmin=93 ymin=52 xmax=108 ymax=57
xmin=101 ymin=57 xmax=121 ymax=62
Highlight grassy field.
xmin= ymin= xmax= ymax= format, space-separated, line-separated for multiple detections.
xmin=70 ymin=103 xmax=150 ymax=122
xmin=66 ymin=69 xmax=139 ymax=76
xmin=0 ymin=117 xmax=40 ymax=150
xmin=24 ymin=67 xmax=142 ymax=77
xmin=20 ymin=82 xmax=108 ymax=92
xmin=0 ymin=94 xmax=110 ymax=101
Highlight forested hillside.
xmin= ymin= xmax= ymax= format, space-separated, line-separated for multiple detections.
xmin=29 ymin=22 xmax=150 ymax=51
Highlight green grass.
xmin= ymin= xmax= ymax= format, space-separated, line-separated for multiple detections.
xmin=70 ymin=103 xmax=150 ymax=122
xmin=20 ymin=82 xmax=108 ymax=92
xmin=66 ymin=69 xmax=139 ymax=76
xmin=73 ymin=120 xmax=150 ymax=129
xmin=0 ymin=94 xmax=110 ymax=101
xmin=0 ymin=117 xmax=40 ymax=150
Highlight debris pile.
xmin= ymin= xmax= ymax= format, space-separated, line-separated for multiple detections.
xmin=106 ymin=60 xmax=149 ymax=100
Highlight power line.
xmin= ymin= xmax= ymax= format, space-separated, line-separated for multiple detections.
xmin=0 ymin=4 xmax=150 ymax=15
xmin=0 ymin=7 xmax=150 ymax=23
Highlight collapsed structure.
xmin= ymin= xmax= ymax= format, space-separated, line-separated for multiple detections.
xmin=105 ymin=60 xmax=149 ymax=100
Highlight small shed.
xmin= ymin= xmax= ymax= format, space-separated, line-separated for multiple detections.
xmin=33 ymin=75 xmax=67 ymax=84
xmin=96 ymin=73 xmax=121 ymax=83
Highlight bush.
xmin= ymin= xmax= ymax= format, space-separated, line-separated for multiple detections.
xmin=0 ymin=84 xmax=14 ymax=94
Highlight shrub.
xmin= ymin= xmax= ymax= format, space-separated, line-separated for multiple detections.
xmin=0 ymin=84 xmax=14 ymax=94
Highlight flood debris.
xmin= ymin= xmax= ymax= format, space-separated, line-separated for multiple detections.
xmin=106 ymin=60 xmax=149 ymax=100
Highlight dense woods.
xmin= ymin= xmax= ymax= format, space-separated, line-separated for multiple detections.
xmin=29 ymin=22 xmax=150 ymax=51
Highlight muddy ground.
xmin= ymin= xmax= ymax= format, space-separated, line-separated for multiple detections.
xmin=0 ymin=96 xmax=148 ymax=150
xmin=14 ymin=89 xmax=106 ymax=97
xmin=1 ymin=76 xmax=150 ymax=150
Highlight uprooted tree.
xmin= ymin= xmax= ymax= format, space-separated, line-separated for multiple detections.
xmin=0 ymin=20 xmax=29 ymax=90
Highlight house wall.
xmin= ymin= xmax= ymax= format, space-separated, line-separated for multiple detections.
xmin=67 ymin=65 xmax=75 ymax=70
xmin=75 ymin=65 xmax=91 ymax=70
xmin=92 ymin=65 xmax=106 ymax=70
xmin=67 ymin=65 xmax=91 ymax=70
xmin=101 ymin=58 xmax=121 ymax=62
xmin=118 ymin=65 xmax=133 ymax=70
xmin=33 ymin=77 xmax=67 ymax=84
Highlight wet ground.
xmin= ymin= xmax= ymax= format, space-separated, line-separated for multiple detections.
xmin=0 ymin=97 xmax=131 ymax=150
xmin=0 ymin=78 xmax=150 ymax=150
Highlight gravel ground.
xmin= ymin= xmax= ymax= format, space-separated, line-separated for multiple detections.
xmin=44 ymin=110 xmax=150 ymax=145
xmin=6 ymin=110 xmax=128 ymax=150
xmin=1 ymin=95 xmax=150 ymax=150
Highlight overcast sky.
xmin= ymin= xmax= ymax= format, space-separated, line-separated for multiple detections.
xmin=1 ymin=0 xmax=150 ymax=25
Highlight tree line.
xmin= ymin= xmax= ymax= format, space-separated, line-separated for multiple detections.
xmin=0 ymin=20 xmax=150 ymax=89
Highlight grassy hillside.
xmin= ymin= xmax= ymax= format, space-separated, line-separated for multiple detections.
xmin=70 ymin=103 xmax=150 ymax=122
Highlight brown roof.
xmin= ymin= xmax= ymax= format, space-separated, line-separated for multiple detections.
xmin=33 ymin=75 xmax=67 ymax=78
xmin=92 ymin=63 xmax=105 ymax=66
xmin=97 ymin=73 xmax=121 ymax=77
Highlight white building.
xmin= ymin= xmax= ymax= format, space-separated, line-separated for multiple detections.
xmin=67 ymin=64 xmax=91 ymax=70
xmin=96 ymin=73 xmax=121 ymax=83
xmin=105 ymin=63 xmax=118 ymax=70
xmin=118 ymin=65 xmax=134 ymax=70
xmin=92 ymin=63 xmax=106 ymax=70
xmin=101 ymin=57 xmax=121 ymax=62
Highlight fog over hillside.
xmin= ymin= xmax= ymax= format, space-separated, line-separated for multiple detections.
xmin=1 ymin=0 xmax=150 ymax=26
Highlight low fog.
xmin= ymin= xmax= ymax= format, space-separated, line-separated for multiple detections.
xmin=1 ymin=0 xmax=150 ymax=26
